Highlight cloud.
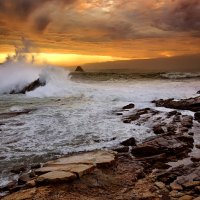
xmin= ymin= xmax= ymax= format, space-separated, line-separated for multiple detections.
xmin=154 ymin=0 xmax=200 ymax=32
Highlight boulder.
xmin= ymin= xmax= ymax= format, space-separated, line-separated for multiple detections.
xmin=194 ymin=112 xmax=200 ymax=122
xmin=120 ymin=137 xmax=137 ymax=146
xmin=132 ymin=135 xmax=193 ymax=158
xmin=122 ymin=103 xmax=135 ymax=110
xmin=153 ymin=125 xmax=165 ymax=135
xmin=153 ymin=96 xmax=200 ymax=112
xmin=10 ymin=79 xmax=46 ymax=94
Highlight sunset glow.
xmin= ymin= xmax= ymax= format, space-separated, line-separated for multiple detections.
xmin=0 ymin=0 xmax=199 ymax=67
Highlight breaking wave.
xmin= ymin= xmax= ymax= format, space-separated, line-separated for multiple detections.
xmin=160 ymin=72 xmax=200 ymax=79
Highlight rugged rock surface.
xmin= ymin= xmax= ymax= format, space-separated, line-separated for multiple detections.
xmin=2 ymin=101 xmax=200 ymax=199
xmin=10 ymin=79 xmax=46 ymax=94
xmin=0 ymin=109 xmax=36 ymax=120
xmin=194 ymin=112 xmax=200 ymax=123
xmin=122 ymin=103 xmax=135 ymax=110
xmin=152 ymin=96 xmax=200 ymax=112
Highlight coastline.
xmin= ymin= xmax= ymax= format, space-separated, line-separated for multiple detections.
xmin=1 ymin=95 xmax=200 ymax=200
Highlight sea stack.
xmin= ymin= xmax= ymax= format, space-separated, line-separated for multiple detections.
xmin=75 ymin=66 xmax=85 ymax=72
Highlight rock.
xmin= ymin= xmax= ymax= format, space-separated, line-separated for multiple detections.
xmin=181 ymin=116 xmax=193 ymax=128
xmin=0 ymin=109 xmax=36 ymax=120
xmin=132 ymin=135 xmax=193 ymax=158
xmin=153 ymin=96 xmax=200 ymax=112
xmin=182 ymin=181 xmax=200 ymax=188
xmin=75 ymin=66 xmax=84 ymax=72
xmin=195 ymin=186 xmax=200 ymax=193
xmin=178 ymin=195 xmax=193 ymax=200
xmin=191 ymin=156 xmax=200 ymax=162
xmin=35 ymin=164 xmax=95 ymax=177
xmin=113 ymin=146 xmax=129 ymax=153
xmin=155 ymin=181 xmax=166 ymax=189
xmin=194 ymin=112 xmax=200 ymax=122
xmin=197 ymin=91 xmax=200 ymax=94
xmin=122 ymin=108 xmax=152 ymax=123
xmin=37 ymin=171 xmax=77 ymax=184
xmin=194 ymin=197 xmax=200 ymax=200
xmin=170 ymin=181 xmax=183 ymax=191
xmin=26 ymin=180 xmax=35 ymax=188
xmin=18 ymin=173 xmax=30 ymax=185
xmin=2 ymin=188 xmax=36 ymax=200
xmin=10 ymin=165 xmax=27 ymax=174
xmin=10 ymin=79 xmax=46 ymax=94
xmin=169 ymin=190 xmax=185 ymax=198
xmin=122 ymin=103 xmax=135 ymax=110
xmin=0 ymin=181 xmax=16 ymax=192
xmin=120 ymin=137 xmax=136 ymax=146
xmin=188 ymin=132 xmax=194 ymax=136
xmin=45 ymin=151 xmax=116 ymax=168
xmin=153 ymin=125 xmax=165 ymax=135
xmin=196 ymin=144 xmax=200 ymax=149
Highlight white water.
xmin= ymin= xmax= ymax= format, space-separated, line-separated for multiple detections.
xmin=0 ymin=62 xmax=200 ymax=189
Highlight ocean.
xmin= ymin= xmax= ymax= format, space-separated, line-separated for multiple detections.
xmin=0 ymin=63 xmax=200 ymax=189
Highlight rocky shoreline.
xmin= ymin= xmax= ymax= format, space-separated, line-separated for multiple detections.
xmin=1 ymin=95 xmax=200 ymax=200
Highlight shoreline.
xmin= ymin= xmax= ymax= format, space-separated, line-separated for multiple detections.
xmin=1 ymin=95 xmax=200 ymax=199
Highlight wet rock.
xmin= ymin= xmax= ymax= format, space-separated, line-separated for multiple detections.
xmin=131 ymin=135 xmax=193 ymax=159
xmin=37 ymin=171 xmax=77 ymax=184
xmin=113 ymin=146 xmax=129 ymax=153
xmin=195 ymin=144 xmax=200 ymax=149
xmin=10 ymin=165 xmax=27 ymax=174
xmin=153 ymin=125 xmax=165 ymax=135
xmin=18 ymin=173 xmax=31 ymax=185
xmin=122 ymin=108 xmax=153 ymax=123
xmin=0 ymin=109 xmax=36 ymax=120
xmin=181 ymin=116 xmax=193 ymax=128
xmin=0 ymin=181 xmax=16 ymax=192
xmin=167 ymin=110 xmax=181 ymax=118
xmin=153 ymin=96 xmax=200 ymax=112
xmin=197 ymin=91 xmax=200 ymax=94
xmin=194 ymin=112 xmax=200 ymax=122
xmin=122 ymin=103 xmax=135 ymax=110
xmin=120 ymin=137 xmax=136 ymax=146
xmin=191 ymin=156 xmax=200 ymax=162
xmin=10 ymin=79 xmax=46 ymax=94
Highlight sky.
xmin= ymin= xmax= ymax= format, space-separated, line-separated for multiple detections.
xmin=0 ymin=0 xmax=200 ymax=66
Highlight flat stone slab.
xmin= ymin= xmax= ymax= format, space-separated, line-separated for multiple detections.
xmin=35 ymin=164 xmax=95 ymax=177
xmin=44 ymin=150 xmax=116 ymax=167
xmin=37 ymin=171 xmax=76 ymax=183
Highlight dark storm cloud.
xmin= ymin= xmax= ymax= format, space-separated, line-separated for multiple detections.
xmin=156 ymin=0 xmax=200 ymax=32
xmin=34 ymin=15 xmax=51 ymax=32
xmin=0 ymin=0 xmax=77 ymax=20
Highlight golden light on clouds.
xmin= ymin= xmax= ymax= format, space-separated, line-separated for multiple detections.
xmin=0 ymin=53 xmax=129 ymax=67
xmin=0 ymin=0 xmax=200 ymax=67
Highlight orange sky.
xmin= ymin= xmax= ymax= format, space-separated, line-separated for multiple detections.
xmin=0 ymin=0 xmax=200 ymax=66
